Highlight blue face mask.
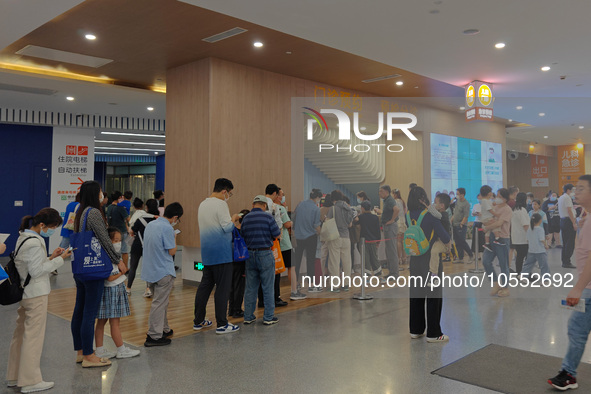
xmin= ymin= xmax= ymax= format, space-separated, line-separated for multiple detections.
xmin=40 ymin=227 xmax=55 ymax=238
xmin=550 ymin=197 xmax=557 ymax=202
xmin=357 ymin=198 xmax=362 ymax=204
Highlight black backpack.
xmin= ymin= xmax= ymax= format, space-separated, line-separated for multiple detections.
xmin=0 ymin=237 xmax=36 ymax=306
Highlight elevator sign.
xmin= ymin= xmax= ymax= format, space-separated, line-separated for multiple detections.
xmin=465 ymin=81 xmax=494 ymax=121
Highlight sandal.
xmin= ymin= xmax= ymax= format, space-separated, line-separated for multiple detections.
xmin=82 ymin=357 xmax=112 ymax=368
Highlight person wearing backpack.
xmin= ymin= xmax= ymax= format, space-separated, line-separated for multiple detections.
xmin=6 ymin=208 xmax=72 ymax=393
xmin=406 ymin=187 xmax=451 ymax=343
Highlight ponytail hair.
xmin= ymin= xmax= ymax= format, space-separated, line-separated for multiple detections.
xmin=530 ymin=213 xmax=542 ymax=230
xmin=19 ymin=208 xmax=63 ymax=232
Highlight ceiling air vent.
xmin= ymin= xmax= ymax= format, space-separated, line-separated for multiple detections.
xmin=16 ymin=45 xmax=113 ymax=68
xmin=361 ymin=74 xmax=401 ymax=83
xmin=202 ymin=27 xmax=248 ymax=43
xmin=0 ymin=83 xmax=57 ymax=96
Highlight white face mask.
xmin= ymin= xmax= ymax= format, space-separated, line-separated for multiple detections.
xmin=224 ymin=191 xmax=230 ymax=202
xmin=113 ymin=242 xmax=121 ymax=253
xmin=99 ymin=192 xmax=104 ymax=201
xmin=357 ymin=198 xmax=362 ymax=204
xmin=281 ymin=196 xmax=285 ymax=204
xmin=494 ymin=198 xmax=504 ymax=204
xmin=570 ymin=192 xmax=576 ymax=198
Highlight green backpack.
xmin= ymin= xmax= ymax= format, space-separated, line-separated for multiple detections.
xmin=403 ymin=209 xmax=433 ymax=257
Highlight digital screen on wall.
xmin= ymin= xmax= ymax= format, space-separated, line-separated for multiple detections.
xmin=430 ymin=133 xmax=503 ymax=221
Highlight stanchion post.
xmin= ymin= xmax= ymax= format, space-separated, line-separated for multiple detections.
xmin=469 ymin=225 xmax=484 ymax=274
xmin=354 ymin=237 xmax=373 ymax=300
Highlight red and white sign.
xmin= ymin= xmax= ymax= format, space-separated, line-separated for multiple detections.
xmin=530 ymin=155 xmax=549 ymax=188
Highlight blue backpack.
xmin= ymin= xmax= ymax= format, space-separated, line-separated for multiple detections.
xmin=403 ymin=210 xmax=434 ymax=257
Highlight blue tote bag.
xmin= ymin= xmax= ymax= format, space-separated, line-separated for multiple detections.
xmin=233 ymin=227 xmax=249 ymax=261
xmin=70 ymin=208 xmax=113 ymax=281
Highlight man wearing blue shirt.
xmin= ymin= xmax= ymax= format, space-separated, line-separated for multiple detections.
xmin=142 ymin=202 xmax=183 ymax=347
xmin=242 ymin=195 xmax=282 ymax=325
xmin=293 ymin=189 xmax=322 ymax=293
xmin=118 ymin=190 xmax=133 ymax=215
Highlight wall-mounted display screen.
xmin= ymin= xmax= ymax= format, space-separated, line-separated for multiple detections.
xmin=430 ymin=133 xmax=503 ymax=220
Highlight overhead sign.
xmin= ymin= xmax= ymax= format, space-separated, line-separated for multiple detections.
xmin=530 ymin=155 xmax=549 ymax=187
xmin=465 ymin=81 xmax=494 ymax=121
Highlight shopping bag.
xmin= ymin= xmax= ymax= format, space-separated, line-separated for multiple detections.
xmin=70 ymin=209 xmax=113 ymax=281
xmin=272 ymin=239 xmax=286 ymax=274
xmin=63 ymin=204 xmax=80 ymax=231
xmin=320 ymin=206 xmax=339 ymax=242
xmin=233 ymin=227 xmax=249 ymax=261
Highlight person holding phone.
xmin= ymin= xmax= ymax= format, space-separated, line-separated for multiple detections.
xmin=6 ymin=208 xmax=72 ymax=393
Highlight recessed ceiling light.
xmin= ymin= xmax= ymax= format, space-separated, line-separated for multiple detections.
xmin=579 ymin=126 xmax=584 ymax=129
xmin=253 ymin=42 xmax=263 ymax=48
xmin=147 ymin=107 xmax=154 ymax=111
xmin=85 ymin=34 xmax=96 ymax=40
xmin=508 ymin=119 xmax=512 ymax=122
xmin=541 ymin=66 xmax=551 ymax=71
xmin=414 ymin=86 xmax=419 ymax=89
xmin=66 ymin=96 xmax=75 ymax=101
xmin=285 ymin=51 xmax=292 ymax=55
xmin=460 ymin=106 xmax=465 ymax=111
xmin=539 ymin=112 xmax=545 ymax=116
xmin=395 ymin=81 xmax=404 ymax=86
xmin=154 ymin=151 xmax=158 ymax=154
xmin=544 ymin=136 xmax=549 ymax=139
xmin=516 ymin=106 xmax=523 ymax=110
xmin=495 ymin=42 xmax=506 ymax=49
xmin=529 ymin=144 xmax=535 ymax=149
xmin=577 ymin=143 xmax=584 ymax=149
xmin=463 ymin=29 xmax=480 ymax=35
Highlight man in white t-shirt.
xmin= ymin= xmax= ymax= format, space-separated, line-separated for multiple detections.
xmin=265 ymin=184 xmax=283 ymax=231
xmin=559 ymin=183 xmax=577 ymax=268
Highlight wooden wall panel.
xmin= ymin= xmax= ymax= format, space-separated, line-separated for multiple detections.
xmin=507 ymin=153 xmax=560 ymax=199
xmin=165 ymin=58 xmax=211 ymax=246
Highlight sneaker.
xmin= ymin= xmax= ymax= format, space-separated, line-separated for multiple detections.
xmin=116 ymin=346 xmax=140 ymax=359
xmin=95 ymin=348 xmax=116 ymax=359
xmin=453 ymin=258 xmax=463 ymax=264
xmin=493 ymin=240 xmax=505 ymax=246
xmin=126 ymin=288 xmax=131 ymax=296
xmin=21 ymin=381 xmax=54 ymax=393
xmin=7 ymin=380 xmax=17 ymax=387
xmin=193 ymin=319 xmax=213 ymax=331
xmin=243 ymin=318 xmax=256 ymax=325
xmin=341 ymin=286 xmax=350 ymax=292
xmin=556 ymin=244 xmax=563 ymax=249
xmin=51 ymin=270 xmax=58 ymax=275
xmin=308 ymin=287 xmax=322 ymax=293
xmin=163 ymin=329 xmax=174 ymax=338
xmin=216 ymin=323 xmax=240 ymax=334
xmin=143 ymin=335 xmax=171 ymax=347
xmin=330 ymin=288 xmax=341 ymax=293
xmin=379 ymin=277 xmax=387 ymax=284
xmin=426 ymin=334 xmax=449 ymax=343
xmin=497 ymin=288 xmax=510 ymax=297
xmin=562 ymin=263 xmax=576 ymax=269
xmin=483 ymin=244 xmax=493 ymax=252
xmin=290 ymin=292 xmax=307 ymax=300
xmin=143 ymin=289 xmax=152 ymax=298
xmin=263 ymin=317 xmax=279 ymax=325
xmin=275 ymin=298 xmax=288 ymax=307
xmin=410 ymin=333 xmax=425 ymax=339
xmin=231 ymin=311 xmax=244 ymax=318
xmin=548 ymin=369 xmax=578 ymax=390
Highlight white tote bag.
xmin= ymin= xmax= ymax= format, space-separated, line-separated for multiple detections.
xmin=320 ymin=206 xmax=339 ymax=242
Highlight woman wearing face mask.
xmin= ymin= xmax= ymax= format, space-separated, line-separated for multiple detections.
xmin=482 ymin=188 xmax=514 ymax=297
xmin=7 ymin=208 xmax=72 ymax=393
xmin=542 ymin=191 xmax=562 ymax=248
xmin=71 ymin=181 xmax=123 ymax=368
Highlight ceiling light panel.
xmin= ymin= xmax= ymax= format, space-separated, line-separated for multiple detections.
xmin=361 ymin=74 xmax=401 ymax=83
xmin=16 ymin=45 xmax=113 ymax=68
xmin=101 ymin=131 xmax=165 ymax=138
xmin=202 ymin=27 xmax=248 ymax=43
xmin=95 ymin=139 xmax=165 ymax=146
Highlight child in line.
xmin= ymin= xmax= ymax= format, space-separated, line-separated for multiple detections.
xmin=529 ymin=199 xmax=550 ymax=243
xmin=521 ymin=213 xmax=550 ymax=281
xmin=480 ymin=185 xmax=502 ymax=251
xmin=95 ymin=228 xmax=140 ymax=359
xmin=355 ymin=201 xmax=383 ymax=279
xmin=422 ymin=193 xmax=451 ymax=279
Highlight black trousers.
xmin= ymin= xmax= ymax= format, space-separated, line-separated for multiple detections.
xmin=127 ymin=250 xmax=142 ymax=289
xmin=409 ymin=249 xmax=443 ymax=338
xmin=294 ymin=235 xmax=318 ymax=284
xmin=561 ymin=218 xmax=576 ymax=266
xmin=228 ymin=261 xmax=245 ymax=314
xmin=514 ymin=244 xmax=528 ymax=274
xmin=193 ymin=263 xmax=233 ymax=327
xmin=471 ymin=222 xmax=485 ymax=253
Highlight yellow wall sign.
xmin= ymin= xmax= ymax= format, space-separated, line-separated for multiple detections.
xmin=465 ymin=81 xmax=494 ymax=121
xmin=466 ymin=85 xmax=475 ymax=107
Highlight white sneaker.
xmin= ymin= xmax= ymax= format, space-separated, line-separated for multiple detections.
xmin=95 ymin=348 xmax=117 ymax=359
xmin=426 ymin=334 xmax=449 ymax=343
xmin=143 ymin=289 xmax=153 ymax=298
xmin=21 ymin=381 xmax=54 ymax=393
xmin=116 ymin=346 xmax=140 ymax=359
xmin=410 ymin=333 xmax=425 ymax=339
xmin=7 ymin=380 xmax=17 ymax=387
xmin=215 ymin=323 xmax=240 ymax=335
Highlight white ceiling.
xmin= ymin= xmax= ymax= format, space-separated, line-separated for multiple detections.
xmin=184 ymin=0 xmax=591 ymax=145
xmin=1 ymin=0 xmax=591 ymax=147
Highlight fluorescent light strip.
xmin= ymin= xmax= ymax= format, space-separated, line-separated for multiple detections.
xmin=101 ymin=131 xmax=165 ymax=138
xmin=95 ymin=152 xmax=149 ymax=156
xmin=95 ymin=146 xmax=165 ymax=152
xmin=95 ymin=139 xmax=165 ymax=146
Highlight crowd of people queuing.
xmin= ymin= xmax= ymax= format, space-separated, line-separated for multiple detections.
xmin=3 ymin=175 xmax=591 ymax=392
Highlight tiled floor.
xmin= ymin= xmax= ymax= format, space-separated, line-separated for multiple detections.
xmin=1 ymin=248 xmax=589 ymax=393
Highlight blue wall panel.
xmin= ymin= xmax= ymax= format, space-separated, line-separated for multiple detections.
xmin=155 ymin=154 xmax=165 ymax=192
xmin=0 ymin=124 xmax=53 ymax=254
